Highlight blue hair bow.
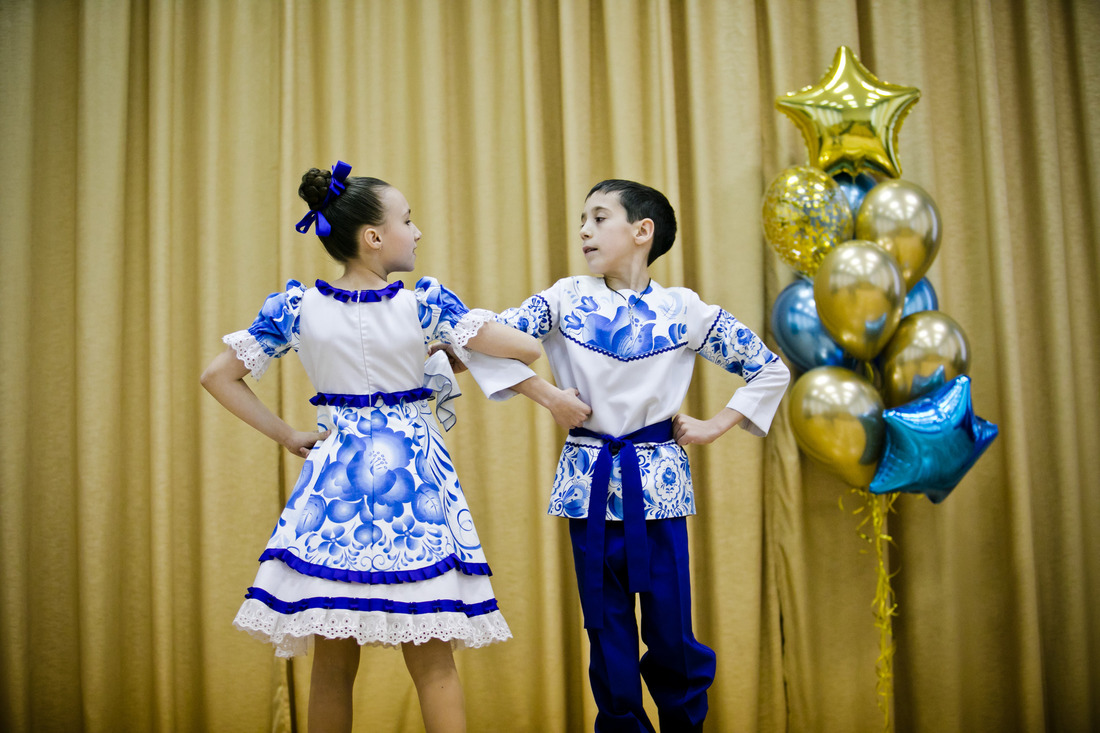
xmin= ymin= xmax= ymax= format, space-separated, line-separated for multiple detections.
xmin=295 ymin=160 xmax=352 ymax=236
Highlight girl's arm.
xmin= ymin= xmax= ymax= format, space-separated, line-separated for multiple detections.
xmin=465 ymin=322 xmax=542 ymax=364
xmin=510 ymin=375 xmax=592 ymax=429
xmin=200 ymin=347 xmax=329 ymax=457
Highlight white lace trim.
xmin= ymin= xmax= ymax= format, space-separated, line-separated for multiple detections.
xmin=223 ymin=330 xmax=271 ymax=380
xmin=446 ymin=308 xmax=497 ymax=360
xmin=232 ymin=599 xmax=512 ymax=658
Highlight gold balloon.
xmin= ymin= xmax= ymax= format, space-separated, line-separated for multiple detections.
xmin=776 ymin=46 xmax=921 ymax=179
xmin=856 ymin=179 xmax=942 ymax=289
xmin=762 ymin=166 xmax=853 ymax=277
xmin=789 ymin=366 xmax=885 ymax=487
xmin=813 ymin=241 xmax=906 ymax=361
xmin=879 ymin=311 xmax=970 ymax=407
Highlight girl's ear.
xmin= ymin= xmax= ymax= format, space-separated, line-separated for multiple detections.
xmin=634 ymin=218 xmax=654 ymax=247
xmin=361 ymin=225 xmax=383 ymax=252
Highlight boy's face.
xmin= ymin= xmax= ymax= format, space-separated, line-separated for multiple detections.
xmin=579 ymin=191 xmax=650 ymax=276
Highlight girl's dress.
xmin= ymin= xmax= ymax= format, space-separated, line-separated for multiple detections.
xmin=223 ymin=276 xmax=510 ymax=658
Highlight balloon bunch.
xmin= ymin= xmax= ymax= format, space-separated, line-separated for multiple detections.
xmin=765 ymin=46 xmax=998 ymax=505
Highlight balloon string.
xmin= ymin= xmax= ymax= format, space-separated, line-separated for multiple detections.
xmin=843 ymin=489 xmax=898 ymax=733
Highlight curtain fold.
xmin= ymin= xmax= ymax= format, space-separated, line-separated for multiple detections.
xmin=1 ymin=1 xmax=1096 ymax=730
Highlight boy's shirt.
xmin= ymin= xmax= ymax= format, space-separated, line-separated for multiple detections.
xmin=469 ymin=276 xmax=790 ymax=520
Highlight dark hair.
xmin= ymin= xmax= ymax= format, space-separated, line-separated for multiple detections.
xmin=586 ymin=179 xmax=677 ymax=264
xmin=298 ymin=168 xmax=391 ymax=263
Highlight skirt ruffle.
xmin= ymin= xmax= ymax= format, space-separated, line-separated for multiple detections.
xmin=235 ymin=559 xmax=511 ymax=658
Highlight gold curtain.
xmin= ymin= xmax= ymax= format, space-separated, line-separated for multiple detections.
xmin=1 ymin=0 xmax=1097 ymax=731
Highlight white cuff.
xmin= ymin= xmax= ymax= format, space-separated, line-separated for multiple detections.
xmin=726 ymin=358 xmax=791 ymax=436
xmin=223 ymin=330 xmax=271 ymax=380
xmin=447 ymin=308 xmax=497 ymax=360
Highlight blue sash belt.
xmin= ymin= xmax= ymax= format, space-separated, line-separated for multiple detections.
xmin=568 ymin=419 xmax=674 ymax=630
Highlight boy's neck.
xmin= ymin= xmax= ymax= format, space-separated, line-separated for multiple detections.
xmin=601 ymin=264 xmax=652 ymax=294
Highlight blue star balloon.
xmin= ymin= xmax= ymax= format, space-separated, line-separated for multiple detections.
xmin=868 ymin=375 xmax=998 ymax=503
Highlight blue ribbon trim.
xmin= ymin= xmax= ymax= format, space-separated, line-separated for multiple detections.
xmin=295 ymin=160 xmax=353 ymax=236
xmin=259 ymin=548 xmax=492 ymax=584
xmin=315 ymin=279 xmax=404 ymax=303
xmin=245 ymin=586 xmax=501 ymax=617
xmin=568 ymin=419 xmax=674 ymax=630
xmin=309 ymin=387 xmax=432 ymax=408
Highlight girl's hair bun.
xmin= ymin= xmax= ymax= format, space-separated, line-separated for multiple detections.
xmin=299 ymin=168 xmax=332 ymax=210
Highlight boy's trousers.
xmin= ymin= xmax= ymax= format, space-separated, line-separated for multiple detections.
xmin=569 ymin=516 xmax=717 ymax=733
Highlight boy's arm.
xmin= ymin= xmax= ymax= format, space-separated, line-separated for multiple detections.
xmin=673 ymin=407 xmax=744 ymax=446
xmin=459 ymin=283 xmax=562 ymax=401
xmin=684 ymin=298 xmax=792 ymax=443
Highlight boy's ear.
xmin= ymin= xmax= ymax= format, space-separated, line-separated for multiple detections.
xmin=633 ymin=218 xmax=655 ymax=247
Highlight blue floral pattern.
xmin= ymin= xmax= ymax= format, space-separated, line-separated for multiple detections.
xmin=559 ymin=295 xmax=687 ymax=360
xmin=698 ymin=309 xmax=781 ymax=381
xmin=498 ymin=294 xmax=554 ymax=339
xmin=265 ymin=399 xmax=488 ymax=578
xmin=550 ymin=440 xmax=693 ymax=520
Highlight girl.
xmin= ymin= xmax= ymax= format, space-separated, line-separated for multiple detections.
xmin=200 ymin=161 xmax=541 ymax=733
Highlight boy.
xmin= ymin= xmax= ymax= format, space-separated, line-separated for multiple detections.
xmin=471 ymin=180 xmax=790 ymax=732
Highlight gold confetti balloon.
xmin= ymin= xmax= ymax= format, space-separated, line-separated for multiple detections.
xmin=813 ymin=241 xmax=906 ymax=361
xmin=789 ymin=366 xmax=885 ymax=487
xmin=856 ymin=179 xmax=942 ymax=289
xmin=878 ymin=311 xmax=970 ymax=407
xmin=762 ymin=166 xmax=853 ymax=278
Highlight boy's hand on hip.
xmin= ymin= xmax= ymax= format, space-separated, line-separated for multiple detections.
xmin=673 ymin=409 xmax=742 ymax=446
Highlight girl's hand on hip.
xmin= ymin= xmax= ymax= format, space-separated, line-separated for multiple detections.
xmin=283 ymin=429 xmax=331 ymax=458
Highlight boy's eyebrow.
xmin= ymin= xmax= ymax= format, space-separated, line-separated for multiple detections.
xmin=581 ymin=205 xmax=612 ymax=221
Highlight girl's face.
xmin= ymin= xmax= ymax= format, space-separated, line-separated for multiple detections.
xmin=376 ymin=186 xmax=421 ymax=273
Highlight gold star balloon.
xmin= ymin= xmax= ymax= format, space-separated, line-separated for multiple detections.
xmin=777 ymin=46 xmax=920 ymax=178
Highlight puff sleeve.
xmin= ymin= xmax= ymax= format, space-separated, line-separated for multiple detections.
xmin=222 ymin=279 xmax=305 ymax=380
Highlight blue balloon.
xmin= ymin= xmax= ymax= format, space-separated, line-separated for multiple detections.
xmin=868 ymin=375 xmax=998 ymax=503
xmin=902 ymin=277 xmax=939 ymax=317
xmin=833 ymin=171 xmax=879 ymax=215
xmin=771 ymin=279 xmax=860 ymax=373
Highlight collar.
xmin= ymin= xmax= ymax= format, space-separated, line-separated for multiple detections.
xmin=315 ymin=279 xmax=404 ymax=303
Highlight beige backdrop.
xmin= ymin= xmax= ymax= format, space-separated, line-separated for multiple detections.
xmin=1 ymin=1 xmax=1097 ymax=731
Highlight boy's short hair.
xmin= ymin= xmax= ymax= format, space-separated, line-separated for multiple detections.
xmin=587 ymin=179 xmax=677 ymax=265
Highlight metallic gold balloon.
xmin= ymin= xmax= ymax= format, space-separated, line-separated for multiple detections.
xmin=878 ymin=311 xmax=970 ymax=407
xmin=776 ymin=46 xmax=921 ymax=178
xmin=856 ymin=179 xmax=942 ymax=288
xmin=813 ymin=241 xmax=906 ymax=361
xmin=762 ymin=166 xmax=853 ymax=277
xmin=789 ymin=366 xmax=885 ymax=487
